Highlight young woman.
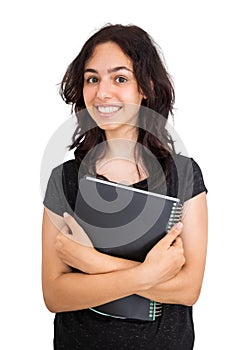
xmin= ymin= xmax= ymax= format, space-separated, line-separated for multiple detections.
xmin=42 ymin=24 xmax=208 ymax=349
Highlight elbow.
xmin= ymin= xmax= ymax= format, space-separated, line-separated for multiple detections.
xmin=44 ymin=301 xmax=56 ymax=314
xmin=42 ymin=279 xmax=57 ymax=313
xmin=42 ymin=282 xmax=84 ymax=313
xmin=43 ymin=291 xmax=59 ymax=313
xmin=43 ymin=289 xmax=73 ymax=313
xmin=43 ymin=293 xmax=70 ymax=313
xmin=182 ymin=287 xmax=202 ymax=306
xmin=42 ymin=282 xmax=65 ymax=313
xmin=183 ymin=296 xmax=199 ymax=307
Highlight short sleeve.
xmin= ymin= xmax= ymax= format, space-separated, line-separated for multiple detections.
xmin=178 ymin=157 xmax=207 ymax=203
xmin=43 ymin=160 xmax=79 ymax=216
xmin=189 ymin=158 xmax=207 ymax=199
xmin=169 ymin=155 xmax=207 ymax=203
xmin=43 ymin=165 xmax=68 ymax=216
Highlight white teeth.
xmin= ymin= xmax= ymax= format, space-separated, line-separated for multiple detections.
xmin=97 ymin=106 xmax=120 ymax=114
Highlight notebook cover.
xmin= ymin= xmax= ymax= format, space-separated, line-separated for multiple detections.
xmin=74 ymin=176 xmax=181 ymax=320
xmin=74 ymin=176 xmax=180 ymax=261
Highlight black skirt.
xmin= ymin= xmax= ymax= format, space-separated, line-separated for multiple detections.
xmin=54 ymin=305 xmax=194 ymax=350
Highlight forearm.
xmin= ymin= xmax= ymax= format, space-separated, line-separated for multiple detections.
xmin=94 ymin=253 xmax=196 ymax=306
xmin=69 ymin=250 xmax=193 ymax=305
xmin=136 ymin=266 xmax=201 ymax=306
xmin=65 ymin=244 xmax=198 ymax=306
xmin=76 ymin=252 xmax=197 ymax=306
xmin=56 ymin=233 xmax=140 ymax=274
xmin=85 ymin=253 xmax=194 ymax=305
xmin=63 ymin=240 xmax=140 ymax=274
xmin=92 ymin=250 xmax=140 ymax=273
xmin=44 ymin=266 xmax=144 ymax=313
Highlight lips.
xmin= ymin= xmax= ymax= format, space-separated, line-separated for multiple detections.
xmin=95 ymin=105 xmax=122 ymax=116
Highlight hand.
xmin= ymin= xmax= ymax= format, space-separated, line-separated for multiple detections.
xmin=137 ymin=222 xmax=185 ymax=290
xmin=62 ymin=212 xmax=93 ymax=247
xmin=55 ymin=213 xmax=101 ymax=274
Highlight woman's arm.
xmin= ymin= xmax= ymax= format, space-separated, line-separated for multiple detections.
xmin=55 ymin=192 xmax=208 ymax=306
xmin=42 ymin=208 xmax=184 ymax=313
xmin=54 ymin=211 xmax=140 ymax=274
xmin=42 ymin=209 xmax=143 ymax=313
xmin=137 ymin=192 xmax=208 ymax=305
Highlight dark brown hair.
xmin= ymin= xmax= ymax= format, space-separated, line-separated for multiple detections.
xmin=60 ymin=24 xmax=176 ymax=185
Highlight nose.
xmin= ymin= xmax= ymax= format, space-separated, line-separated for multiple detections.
xmin=96 ymin=79 xmax=112 ymax=100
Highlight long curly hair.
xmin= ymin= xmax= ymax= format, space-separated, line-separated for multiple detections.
xmin=59 ymin=24 xmax=176 ymax=187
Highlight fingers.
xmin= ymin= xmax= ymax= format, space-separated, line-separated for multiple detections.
xmin=63 ymin=212 xmax=93 ymax=247
xmin=172 ymin=236 xmax=183 ymax=248
xmin=63 ymin=212 xmax=80 ymax=234
xmin=55 ymin=232 xmax=69 ymax=253
xmin=163 ymin=222 xmax=183 ymax=247
xmin=60 ymin=224 xmax=71 ymax=236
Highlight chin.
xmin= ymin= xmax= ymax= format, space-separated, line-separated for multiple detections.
xmin=97 ymin=123 xmax=122 ymax=131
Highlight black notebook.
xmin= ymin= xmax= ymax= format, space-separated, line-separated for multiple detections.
xmin=74 ymin=176 xmax=182 ymax=321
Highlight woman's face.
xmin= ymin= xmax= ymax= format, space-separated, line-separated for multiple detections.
xmin=83 ymin=42 xmax=145 ymax=137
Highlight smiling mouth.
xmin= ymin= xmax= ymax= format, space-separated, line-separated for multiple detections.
xmin=95 ymin=105 xmax=122 ymax=115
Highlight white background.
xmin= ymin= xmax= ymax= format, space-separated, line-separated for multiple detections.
xmin=1 ymin=1 xmax=232 ymax=349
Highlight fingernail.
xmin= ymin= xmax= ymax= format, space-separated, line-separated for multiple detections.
xmin=175 ymin=222 xmax=183 ymax=230
xmin=63 ymin=212 xmax=69 ymax=217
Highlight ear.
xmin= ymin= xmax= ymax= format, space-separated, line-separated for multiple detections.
xmin=139 ymin=87 xmax=147 ymax=100
xmin=139 ymin=79 xmax=154 ymax=100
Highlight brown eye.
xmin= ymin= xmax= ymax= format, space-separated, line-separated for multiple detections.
xmin=115 ymin=76 xmax=127 ymax=84
xmin=86 ymin=76 xmax=99 ymax=84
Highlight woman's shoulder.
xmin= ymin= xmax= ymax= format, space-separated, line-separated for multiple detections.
xmin=169 ymin=153 xmax=207 ymax=202
xmin=51 ymin=159 xmax=77 ymax=174
xmin=50 ymin=159 xmax=79 ymax=192
xmin=47 ymin=159 xmax=78 ymax=184
xmin=44 ymin=159 xmax=79 ymax=215
xmin=171 ymin=153 xmax=201 ymax=169
xmin=171 ymin=153 xmax=206 ymax=179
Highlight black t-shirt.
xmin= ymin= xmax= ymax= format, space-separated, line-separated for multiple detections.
xmin=43 ymin=155 xmax=207 ymax=350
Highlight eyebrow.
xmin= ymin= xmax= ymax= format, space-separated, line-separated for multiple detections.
xmin=84 ymin=66 xmax=133 ymax=74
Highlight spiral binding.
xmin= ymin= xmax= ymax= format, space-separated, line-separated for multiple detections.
xmin=149 ymin=202 xmax=183 ymax=320
xmin=148 ymin=300 xmax=163 ymax=320
xmin=166 ymin=202 xmax=183 ymax=232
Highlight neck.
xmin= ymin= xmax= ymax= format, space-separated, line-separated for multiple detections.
xmin=104 ymin=138 xmax=137 ymax=161
xmin=104 ymin=124 xmax=138 ymax=156
xmin=105 ymin=120 xmax=138 ymax=138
